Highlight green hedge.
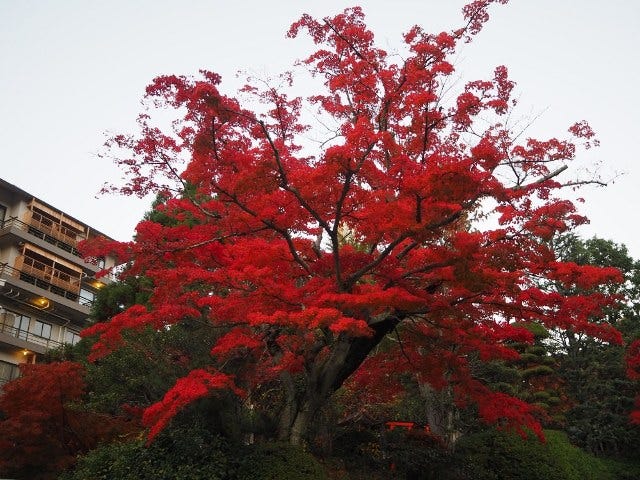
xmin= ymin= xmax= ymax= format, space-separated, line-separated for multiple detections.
xmin=455 ymin=429 xmax=614 ymax=480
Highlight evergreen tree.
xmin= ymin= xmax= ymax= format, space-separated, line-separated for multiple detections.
xmin=552 ymin=235 xmax=640 ymax=457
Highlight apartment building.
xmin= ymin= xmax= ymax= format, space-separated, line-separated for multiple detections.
xmin=0 ymin=178 xmax=116 ymax=386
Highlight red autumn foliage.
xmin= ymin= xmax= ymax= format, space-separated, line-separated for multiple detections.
xmin=0 ymin=362 xmax=138 ymax=480
xmin=627 ymin=339 xmax=640 ymax=424
xmin=82 ymin=1 xmax=623 ymax=443
xmin=143 ymin=369 xmax=243 ymax=441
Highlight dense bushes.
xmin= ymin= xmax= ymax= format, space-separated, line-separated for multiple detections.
xmin=455 ymin=429 xmax=614 ymax=480
xmin=330 ymin=426 xmax=640 ymax=480
xmin=384 ymin=429 xmax=455 ymax=480
xmin=50 ymin=419 xmax=640 ymax=480
xmin=64 ymin=440 xmax=329 ymax=480
xmin=62 ymin=424 xmax=329 ymax=480
xmin=331 ymin=425 xmax=455 ymax=480
xmin=60 ymin=424 xmax=234 ymax=480
xmin=236 ymin=442 xmax=328 ymax=480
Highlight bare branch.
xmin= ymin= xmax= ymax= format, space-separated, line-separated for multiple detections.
xmin=511 ymin=165 xmax=568 ymax=191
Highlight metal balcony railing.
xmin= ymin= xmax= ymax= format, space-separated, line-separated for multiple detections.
xmin=0 ymin=322 xmax=64 ymax=350
xmin=0 ymin=263 xmax=94 ymax=306
xmin=0 ymin=216 xmax=82 ymax=257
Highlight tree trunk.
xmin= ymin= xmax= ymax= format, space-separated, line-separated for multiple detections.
xmin=289 ymin=402 xmax=313 ymax=446
xmin=277 ymin=371 xmax=299 ymax=442
xmin=278 ymin=314 xmax=401 ymax=444
xmin=418 ymin=382 xmax=461 ymax=450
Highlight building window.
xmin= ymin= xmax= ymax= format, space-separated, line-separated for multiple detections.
xmin=0 ymin=360 xmax=19 ymax=386
xmin=97 ymin=257 xmax=105 ymax=269
xmin=31 ymin=320 xmax=52 ymax=339
xmin=79 ymin=288 xmax=95 ymax=306
xmin=64 ymin=330 xmax=81 ymax=345
xmin=12 ymin=313 xmax=31 ymax=340
xmin=0 ymin=204 xmax=6 ymax=226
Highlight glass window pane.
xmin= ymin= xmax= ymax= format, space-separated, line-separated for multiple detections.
xmin=32 ymin=320 xmax=52 ymax=339
xmin=0 ymin=360 xmax=18 ymax=386
xmin=79 ymin=288 xmax=95 ymax=306
xmin=12 ymin=313 xmax=30 ymax=339
xmin=64 ymin=330 xmax=80 ymax=345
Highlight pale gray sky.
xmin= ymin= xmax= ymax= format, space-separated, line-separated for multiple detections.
xmin=1 ymin=1 xmax=639 ymax=258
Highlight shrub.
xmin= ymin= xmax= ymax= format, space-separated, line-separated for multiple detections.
xmin=455 ymin=429 xmax=614 ymax=480
xmin=600 ymin=458 xmax=640 ymax=480
xmin=332 ymin=425 xmax=456 ymax=480
xmin=384 ymin=429 xmax=455 ymax=480
xmin=61 ymin=424 xmax=234 ymax=480
xmin=333 ymin=426 xmax=383 ymax=465
xmin=236 ymin=442 xmax=328 ymax=480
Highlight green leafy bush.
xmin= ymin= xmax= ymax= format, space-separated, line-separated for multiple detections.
xmin=236 ymin=442 xmax=328 ymax=480
xmin=332 ymin=426 xmax=382 ymax=465
xmin=61 ymin=424 xmax=234 ymax=480
xmin=455 ymin=429 xmax=614 ymax=480
xmin=384 ymin=429 xmax=454 ymax=480
xmin=332 ymin=425 xmax=456 ymax=480
xmin=600 ymin=458 xmax=640 ymax=480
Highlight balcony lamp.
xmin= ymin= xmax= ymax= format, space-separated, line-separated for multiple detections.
xmin=90 ymin=280 xmax=105 ymax=290
xmin=31 ymin=296 xmax=51 ymax=310
xmin=22 ymin=349 xmax=29 ymax=356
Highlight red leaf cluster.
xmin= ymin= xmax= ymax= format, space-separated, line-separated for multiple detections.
xmin=142 ymin=369 xmax=243 ymax=441
xmin=0 ymin=362 xmax=137 ymax=479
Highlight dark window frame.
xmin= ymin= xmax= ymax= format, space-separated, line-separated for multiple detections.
xmin=0 ymin=360 xmax=19 ymax=385
xmin=32 ymin=319 xmax=52 ymax=339
xmin=12 ymin=313 xmax=31 ymax=340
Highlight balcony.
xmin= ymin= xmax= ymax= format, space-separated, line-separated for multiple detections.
xmin=27 ymin=210 xmax=83 ymax=253
xmin=17 ymin=255 xmax=81 ymax=296
xmin=0 ymin=216 xmax=81 ymax=257
xmin=0 ymin=322 xmax=64 ymax=351
xmin=0 ymin=262 xmax=94 ymax=308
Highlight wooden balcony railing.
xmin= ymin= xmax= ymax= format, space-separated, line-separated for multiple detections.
xmin=0 ymin=263 xmax=95 ymax=306
xmin=27 ymin=211 xmax=84 ymax=250
xmin=17 ymin=255 xmax=81 ymax=295
xmin=0 ymin=216 xmax=82 ymax=257
xmin=0 ymin=263 xmax=94 ymax=307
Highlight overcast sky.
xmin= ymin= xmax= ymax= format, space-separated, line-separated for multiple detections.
xmin=1 ymin=0 xmax=639 ymax=258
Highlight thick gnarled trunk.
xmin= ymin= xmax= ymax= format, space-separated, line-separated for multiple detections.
xmin=277 ymin=314 xmax=401 ymax=444
xmin=418 ymin=383 xmax=461 ymax=450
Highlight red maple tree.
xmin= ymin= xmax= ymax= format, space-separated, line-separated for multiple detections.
xmin=627 ymin=339 xmax=640 ymax=424
xmin=0 ymin=362 xmax=137 ymax=479
xmin=83 ymin=1 xmax=623 ymax=444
